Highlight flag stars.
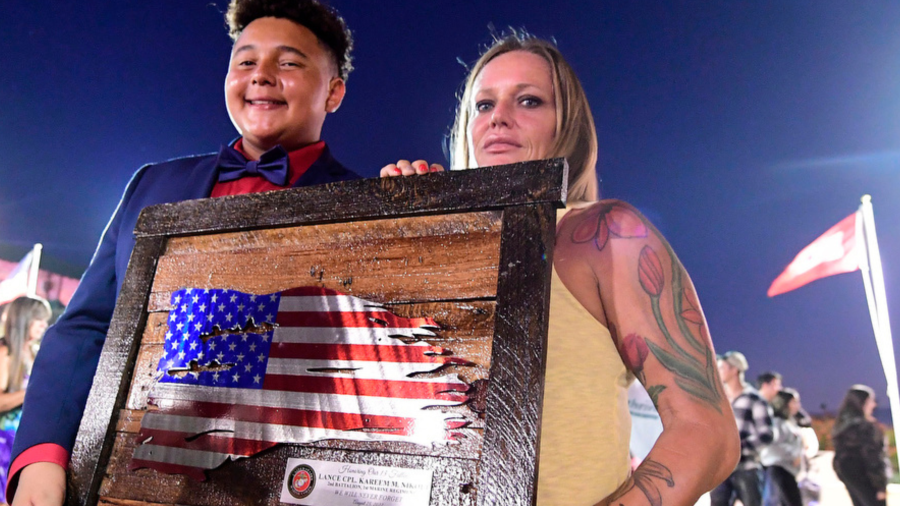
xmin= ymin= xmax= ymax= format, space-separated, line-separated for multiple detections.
xmin=229 ymin=343 xmax=237 ymax=351
xmin=269 ymin=294 xmax=277 ymax=302
xmin=194 ymin=322 xmax=203 ymax=331
xmin=212 ymin=371 xmax=220 ymax=382
xmin=225 ymin=313 xmax=233 ymax=322
xmin=257 ymin=303 xmax=265 ymax=312
xmin=249 ymin=343 xmax=257 ymax=352
xmin=237 ymin=303 xmax=245 ymax=312
xmin=209 ymin=341 xmax=217 ymax=351
xmin=189 ymin=341 xmax=198 ymax=351
xmin=187 ymin=313 xmax=195 ymax=322
xmin=218 ymin=303 xmax=225 ymax=312
xmin=176 ymin=322 xmax=184 ymax=331
xmin=257 ymin=353 xmax=266 ymax=363
xmin=253 ymin=374 xmax=261 ymax=384
xmin=249 ymin=295 xmax=257 ymax=302
xmin=198 ymin=303 xmax=206 ymax=312
xmin=171 ymin=341 xmax=179 ymax=350
xmin=169 ymin=313 xmax=177 ymax=322
xmin=266 ymin=313 xmax=274 ymax=323
xmin=174 ymin=294 xmax=182 ymax=305
xmin=178 ymin=351 xmax=186 ymax=360
xmin=217 ymin=352 xmax=225 ymax=362
xmin=207 ymin=314 xmax=214 ymax=322
xmin=230 ymin=294 xmax=237 ymax=303
xmin=232 ymin=372 xmax=240 ymax=382
xmin=236 ymin=353 xmax=245 ymax=362
xmin=181 ymin=304 xmax=188 ymax=313
xmin=244 ymin=363 xmax=252 ymax=373
xmin=192 ymin=295 xmax=199 ymax=303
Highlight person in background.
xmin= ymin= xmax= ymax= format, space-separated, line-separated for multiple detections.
xmin=760 ymin=388 xmax=804 ymax=506
xmin=8 ymin=1 xmax=361 ymax=504
xmin=713 ymin=351 xmax=774 ymax=506
xmin=383 ymin=31 xmax=740 ymax=506
xmin=832 ymin=384 xmax=888 ymax=506
xmin=0 ymin=297 xmax=51 ymax=505
xmin=758 ymin=371 xmax=783 ymax=404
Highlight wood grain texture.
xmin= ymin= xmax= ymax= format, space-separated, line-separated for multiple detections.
xmin=101 ymin=435 xmax=478 ymax=506
xmin=147 ymin=212 xmax=502 ymax=304
xmin=134 ymin=159 xmax=567 ymax=238
xmin=476 ymin=204 xmax=556 ymax=506
xmin=68 ymin=237 xmax=167 ymax=506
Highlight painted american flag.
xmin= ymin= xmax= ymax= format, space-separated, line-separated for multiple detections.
xmin=130 ymin=286 xmax=471 ymax=479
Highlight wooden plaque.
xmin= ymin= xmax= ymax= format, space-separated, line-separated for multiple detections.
xmin=68 ymin=159 xmax=567 ymax=506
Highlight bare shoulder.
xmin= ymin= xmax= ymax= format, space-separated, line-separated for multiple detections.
xmin=555 ymin=199 xmax=652 ymax=260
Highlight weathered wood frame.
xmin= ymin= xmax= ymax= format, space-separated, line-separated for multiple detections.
xmin=68 ymin=159 xmax=567 ymax=506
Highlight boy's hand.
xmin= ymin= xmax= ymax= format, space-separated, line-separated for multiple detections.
xmin=380 ymin=159 xmax=444 ymax=177
xmin=11 ymin=462 xmax=65 ymax=506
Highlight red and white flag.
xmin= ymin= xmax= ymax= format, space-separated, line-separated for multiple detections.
xmin=768 ymin=212 xmax=861 ymax=297
xmin=130 ymin=286 xmax=471 ymax=479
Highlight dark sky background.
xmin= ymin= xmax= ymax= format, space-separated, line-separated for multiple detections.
xmin=2 ymin=1 xmax=899 ymax=414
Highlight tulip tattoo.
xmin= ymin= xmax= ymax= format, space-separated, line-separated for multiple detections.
xmin=573 ymin=202 xmax=723 ymax=411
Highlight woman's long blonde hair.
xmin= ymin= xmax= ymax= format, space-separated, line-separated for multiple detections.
xmin=3 ymin=296 xmax=51 ymax=393
xmin=449 ymin=32 xmax=599 ymax=202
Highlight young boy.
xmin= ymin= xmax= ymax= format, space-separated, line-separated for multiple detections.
xmin=9 ymin=1 xmax=359 ymax=504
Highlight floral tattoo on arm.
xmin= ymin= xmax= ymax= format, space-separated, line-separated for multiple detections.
xmin=573 ymin=202 xmax=722 ymax=412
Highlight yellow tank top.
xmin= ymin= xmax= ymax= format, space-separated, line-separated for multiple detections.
xmin=536 ymin=209 xmax=633 ymax=506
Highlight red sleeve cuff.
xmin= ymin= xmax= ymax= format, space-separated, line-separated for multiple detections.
xmin=7 ymin=444 xmax=69 ymax=502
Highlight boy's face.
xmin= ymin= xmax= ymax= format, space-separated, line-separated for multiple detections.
xmin=225 ymin=17 xmax=345 ymax=159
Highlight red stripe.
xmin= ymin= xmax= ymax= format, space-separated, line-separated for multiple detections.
xmin=280 ymin=286 xmax=344 ymax=297
xmin=275 ymin=311 xmax=436 ymax=329
xmin=143 ymin=400 xmax=417 ymax=434
xmin=262 ymin=374 xmax=468 ymax=401
xmin=269 ymin=342 xmax=466 ymax=364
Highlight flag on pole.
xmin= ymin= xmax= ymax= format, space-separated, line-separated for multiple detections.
xmin=767 ymin=213 xmax=861 ymax=297
xmin=0 ymin=247 xmax=37 ymax=305
xmin=130 ymin=286 xmax=471 ymax=479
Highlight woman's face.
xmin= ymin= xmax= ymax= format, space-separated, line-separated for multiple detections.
xmin=468 ymin=50 xmax=557 ymax=168
xmin=28 ymin=318 xmax=48 ymax=344
xmin=864 ymin=395 xmax=877 ymax=417
xmin=788 ymin=397 xmax=801 ymax=416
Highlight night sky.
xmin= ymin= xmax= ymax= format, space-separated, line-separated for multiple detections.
xmin=3 ymin=1 xmax=899 ymax=413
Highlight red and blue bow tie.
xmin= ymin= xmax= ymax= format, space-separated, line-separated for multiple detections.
xmin=215 ymin=144 xmax=290 ymax=186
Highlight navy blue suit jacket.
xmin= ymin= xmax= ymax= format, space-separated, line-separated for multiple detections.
xmin=12 ymin=146 xmax=360 ymax=474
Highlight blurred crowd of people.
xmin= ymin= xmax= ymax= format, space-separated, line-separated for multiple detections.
xmin=713 ymin=351 xmax=890 ymax=506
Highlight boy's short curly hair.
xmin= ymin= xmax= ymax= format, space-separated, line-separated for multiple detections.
xmin=226 ymin=0 xmax=353 ymax=80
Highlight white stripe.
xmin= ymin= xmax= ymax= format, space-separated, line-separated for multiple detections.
xmin=139 ymin=412 xmax=456 ymax=448
xmin=149 ymin=383 xmax=463 ymax=416
xmin=277 ymin=295 xmax=383 ymax=312
xmin=132 ymin=443 xmax=238 ymax=469
xmin=272 ymin=326 xmax=435 ymax=345
xmin=265 ymin=358 xmax=447 ymax=380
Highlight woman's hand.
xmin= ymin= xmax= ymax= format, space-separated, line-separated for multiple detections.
xmin=877 ymin=491 xmax=887 ymax=501
xmin=380 ymin=159 xmax=444 ymax=177
xmin=11 ymin=462 xmax=66 ymax=506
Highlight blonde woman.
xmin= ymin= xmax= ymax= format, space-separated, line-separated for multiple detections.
xmin=383 ymin=33 xmax=739 ymax=506
xmin=0 ymin=296 xmax=51 ymax=504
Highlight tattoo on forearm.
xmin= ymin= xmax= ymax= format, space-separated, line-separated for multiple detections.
xmin=572 ymin=202 xmax=723 ymax=412
xmin=601 ymin=459 xmax=675 ymax=506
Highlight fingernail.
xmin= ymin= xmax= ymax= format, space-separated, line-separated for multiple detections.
xmin=393 ymin=168 xmax=401 ymax=174
xmin=430 ymin=166 xmax=439 ymax=172
xmin=418 ymin=164 xmax=428 ymax=172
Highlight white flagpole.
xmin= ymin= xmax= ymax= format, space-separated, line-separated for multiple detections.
xmin=27 ymin=243 xmax=42 ymax=297
xmin=859 ymin=195 xmax=900 ymax=456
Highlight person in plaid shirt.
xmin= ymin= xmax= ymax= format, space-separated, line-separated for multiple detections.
xmin=711 ymin=351 xmax=775 ymax=506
